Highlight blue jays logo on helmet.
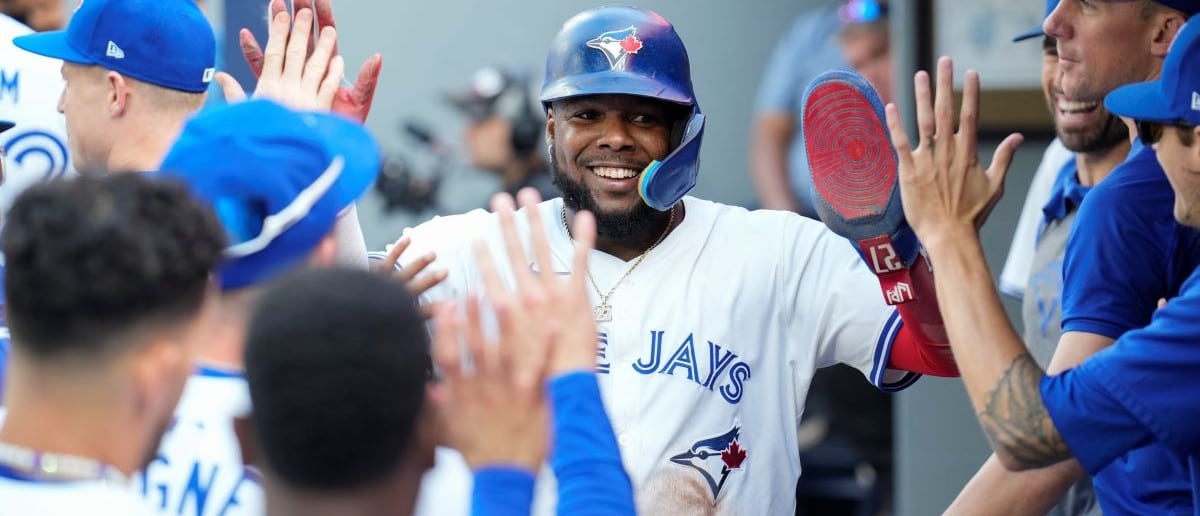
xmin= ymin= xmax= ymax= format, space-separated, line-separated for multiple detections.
xmin=586 ymin=26 xmax=643 ymax=71
xmin=670 ymin=426 xmax=748 ymax=500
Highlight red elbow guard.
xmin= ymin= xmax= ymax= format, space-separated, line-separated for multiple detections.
xmin=888 ymin=325 xmax=959 ymax=377
xmin=885 ymin=254 xmax=959 ymax=377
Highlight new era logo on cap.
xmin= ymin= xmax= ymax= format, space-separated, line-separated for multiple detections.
xmin=105 ymin=41 xmax=124 ymax=59
xmin=202 ymin=68 xmax=215 ymax=83
xmin=1191 ymin=91 xmax=1200 ymax=112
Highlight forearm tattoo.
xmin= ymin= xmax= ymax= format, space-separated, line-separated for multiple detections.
xmin=978 ymin=353 xmax=1072 ymax=468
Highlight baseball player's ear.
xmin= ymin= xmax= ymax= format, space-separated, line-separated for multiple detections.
xmin=232 ymin=415 xmax=259 ymax=469
xmin=105 ymin=71 xmax=130 ymax=117
xmin=1150 ymin=11 xmax=1188 ymax=58
xmin=130 ymin=338 xmax=190 ymax=421
xmin=546 ymin=108 xmax=556 ymax=141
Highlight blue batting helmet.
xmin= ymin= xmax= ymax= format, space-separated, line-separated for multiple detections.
xmin=540 ymin=6 xmax=706 ymax=212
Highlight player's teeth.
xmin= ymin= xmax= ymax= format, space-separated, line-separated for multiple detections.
xmin=1057 ymin=99 xmax=1098 ymax=113
xmin=593 ymin=167 xmax=639 ymax=179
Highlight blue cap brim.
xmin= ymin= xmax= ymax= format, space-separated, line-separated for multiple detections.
xmin=1012 ymin=27 xmax=1044 ymax=42
xmin=0 ymin=121 xmax=13 ymax=133
xmin=12 ymin=31 xmax=95 ymax=65
xmin=1104 ymin=81 xmax=1174 ymax=123
xmin=218 ymin=113 xmax=380 ymax=291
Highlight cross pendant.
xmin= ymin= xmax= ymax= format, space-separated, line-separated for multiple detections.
xmin=593 ymin=303 xmax=612 ymax=322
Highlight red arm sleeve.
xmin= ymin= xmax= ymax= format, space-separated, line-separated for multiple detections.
xmin=886 ymin=254 xmax=959 ymax=377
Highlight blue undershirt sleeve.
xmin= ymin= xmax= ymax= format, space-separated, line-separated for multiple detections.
xmin=549 ymin=371 xmax=636 ymax=515
xmin=471 ymin=466 xmax=536 ymax=516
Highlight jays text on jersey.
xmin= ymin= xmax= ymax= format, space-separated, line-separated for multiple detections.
xmin=399 ymin=196 xmax=915 ymax=515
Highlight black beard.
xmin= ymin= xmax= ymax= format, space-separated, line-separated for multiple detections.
xmin=550 ymin=147 xmax=668 ymax=244
xmin=1059 ymin=112 xmax=1129 ymax=154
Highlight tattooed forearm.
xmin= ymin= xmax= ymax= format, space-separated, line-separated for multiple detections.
xmin=978 ymin=353 xmax=1072 ymax=470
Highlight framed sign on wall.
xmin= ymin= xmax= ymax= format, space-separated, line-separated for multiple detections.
xmin=926 ymin=0 xmax=1053 ymax=137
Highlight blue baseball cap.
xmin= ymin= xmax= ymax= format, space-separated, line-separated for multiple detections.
xmin=13 ymin=0 xmax=216 ymax=93
xmin=1013 ymin=0 xmax=1057 ymax=42
xmin=158 ymin=100 xmax=382 ymax=290
xmin=1105 ymin=19 xmax=1200 ymax=126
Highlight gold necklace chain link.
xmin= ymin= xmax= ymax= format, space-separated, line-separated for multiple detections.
xmin=561 ymin=203 xmax=676 ymax=309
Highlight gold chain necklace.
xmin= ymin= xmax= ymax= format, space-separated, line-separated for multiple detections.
xmin=561 ymin=203 xmax=675 ymax=322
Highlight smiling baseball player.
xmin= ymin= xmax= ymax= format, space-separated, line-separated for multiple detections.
xmin=396 ymin=6 xmax=958 ymax=515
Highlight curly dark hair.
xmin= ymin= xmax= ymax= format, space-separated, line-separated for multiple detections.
xmin=245 ymin=267 xmax=430 ymax=490
xmin=2 ymin=174 xmax=226 ymax=357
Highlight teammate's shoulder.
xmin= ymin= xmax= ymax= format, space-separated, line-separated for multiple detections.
xmin=701 ymin=198 xmax=824 ymax=232
xmin=1083 ymin=151 xmax=1172 ymax=211
xmin=1097 ymin=143 xmax=1166 ymax=189
xmin=406 ymin=207 xmax=496 ymax=240
xmin=0 ymin=14 xmax=33 ymax=38
xmin=0 ymin=478 xmax=155 ymax=516
xmin=687 ymin=197 xmax=829 ymax=250
xmin=174 ymin=366 xmax=251 ymax=419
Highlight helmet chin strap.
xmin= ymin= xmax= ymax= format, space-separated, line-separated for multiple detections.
xmin=638 ymin=111 xmax=705 ymax=211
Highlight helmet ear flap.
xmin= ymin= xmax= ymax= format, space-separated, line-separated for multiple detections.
xmin=639 ymin=109 xmax=705 ymax=211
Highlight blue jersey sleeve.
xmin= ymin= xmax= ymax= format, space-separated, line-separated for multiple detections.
xmin=1041 ymin=364 xmax=1154 ymax=474
xmin=1043 ymin=267 xmax=1200 ymax=473
xmin=471 ymin=466 xmax=535 ymax=516
xmin=549 ymin=371 xmax=635 ymax=516
xmin=1061 ymin=146 xmax=1178 ymax=339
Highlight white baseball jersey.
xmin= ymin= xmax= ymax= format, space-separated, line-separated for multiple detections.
xmin=1000 ymin=138 xmax=1073 ymax=298
xmin=400 ymin=196 xmax=916 ymax=515
xmin=137 ymin=366 xmax=263 ymax=516
xmin=0 ymin=474 xmax=154 ymax=516
xmin=0 ymin=14 xmax=73 ymax=213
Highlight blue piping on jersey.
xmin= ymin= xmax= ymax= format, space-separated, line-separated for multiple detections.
xmin=870 ymin=310 xmax=921 ymax=392
xmin=0 ymin=463 xmax=81 ymax=484
xmin=195 ymin=365 xmax=243 ymax=379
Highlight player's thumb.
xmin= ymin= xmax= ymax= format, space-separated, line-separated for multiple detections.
xmin=216 ymin=72 xmax=249 ymax=104
xmin=986 ymin=132 xmax=1024 ymax=192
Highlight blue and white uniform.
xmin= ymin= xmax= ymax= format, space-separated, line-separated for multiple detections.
xmin=401 ymin=197 xmax=917 ymax=514
xmin=1043 ymin=264 xmax=1200 ymax=512
xmin=999 ymin=138 xmax=1073 ymax=299
xmin=1058 ymin=138 xmax=1200 ymax=513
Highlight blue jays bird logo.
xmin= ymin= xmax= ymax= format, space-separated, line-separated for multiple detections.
xmin=587 ymin=26 xmax=644 ymax=71
xmin=670 ymin=426 xmax=748 ymax=500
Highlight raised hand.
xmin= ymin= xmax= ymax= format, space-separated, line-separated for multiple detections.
xmin=373 ymin=235 xmax=448 ymax=318
xmin=233 ymin=0 xmax=381 ymax=122
xmin=432 ymin=188 xmax=598 ymax=470
xmin=884 ymin=57 xmax=1024 ymax=243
